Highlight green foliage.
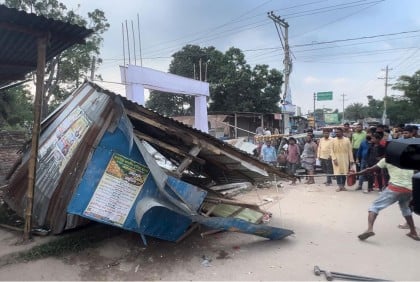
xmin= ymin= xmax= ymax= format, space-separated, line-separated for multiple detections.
xmin=343 ymin=71 xmax=420 ymax=125
xmin=0 ymin=224 xmax=122 ymax=267
xmin=4 ymin=0 xmax=109 ymax=117
xmin=365 ymin=95 xmax=383 ymax=118
xmin=344 ymin=103 xmax=368 ymax=121
xmin=392 ymin=70 xmax=420 ymax=122
xmin=17 ymin=225 xmax=122 ymax=261
xmin=146 ymin=45 xmax=283 ymax=115
xmin=387 ymin=96 xmax=416 ymax=125
xmin=0 ymin=85 xmax=33 ymax=129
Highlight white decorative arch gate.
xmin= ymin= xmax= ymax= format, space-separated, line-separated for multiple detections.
xmin=120 ymin=65 xmax=209 ymax=132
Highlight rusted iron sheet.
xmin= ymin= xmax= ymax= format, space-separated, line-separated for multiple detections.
xmin=0 ymin=4 xmax=93 ymax=88
xmin=192 ymin=216 xmax=294 ymax=240
xmin=4 ymin=85 xmax=116 ymax=233
xmin=5 ymin=81 xmax=295 ymax=236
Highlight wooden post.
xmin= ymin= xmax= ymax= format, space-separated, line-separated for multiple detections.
xmin=24 ymin=35 xmax=47 ymax=241
xmin=234 ymin=113 xmax=237 ymax=138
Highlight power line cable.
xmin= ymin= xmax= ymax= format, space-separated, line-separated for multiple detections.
xmin=292 ymin=1 xmax=384 ymax=39
xmin=285 ymin=0 xmax=384 ymax=19
xmin=292 ymin=29 xmax=420 ymax=48
xmin=140 ymin=1 xmax=278 ymax=56
xmin=297 ymin=46 xmax=418 ymax=61
xmin=140 ymin=1 xmax=383 ymax=59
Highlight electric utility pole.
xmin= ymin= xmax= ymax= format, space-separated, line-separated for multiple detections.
xmin=378 ymin=65 xmax=393 ymax=125
xmin=341 ymin=93 xmax=346 ymax=123
xmin=268 ymin=11 xmax=292 ymax=105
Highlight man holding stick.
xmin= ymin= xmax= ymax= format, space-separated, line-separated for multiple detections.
xmin=352 ymin=158 xmax=420 ymax=241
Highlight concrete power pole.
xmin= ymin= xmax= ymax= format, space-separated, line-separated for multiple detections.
xmin=378 ymin=65 xmax=392 ymax=125
xmin=341 ymin=93 xmax=346 ymax=123
xmin=268 ymin=11 xmax=291 ymax=104
xmin=268 ymin=11 xmax=292 ymax=134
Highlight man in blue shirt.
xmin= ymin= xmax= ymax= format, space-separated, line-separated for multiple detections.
xmin=262 ymin=140 xmax=277 ymax=165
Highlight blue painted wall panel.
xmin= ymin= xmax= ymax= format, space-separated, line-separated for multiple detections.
xmin=67 ymin=117 xmax=205 ymax=242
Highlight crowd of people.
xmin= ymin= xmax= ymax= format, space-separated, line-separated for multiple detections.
xmin=255 ymin=123 xmax=419 ymax=191
xmin=255 ymin=122 xmax=420 ymax=242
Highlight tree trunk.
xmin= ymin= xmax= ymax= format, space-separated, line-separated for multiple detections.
xmin=41 ymin=57 xmax=58 ymax=119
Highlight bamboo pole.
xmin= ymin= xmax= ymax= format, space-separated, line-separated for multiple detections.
xmin=24 ymin=35 xmax=47 ymax=241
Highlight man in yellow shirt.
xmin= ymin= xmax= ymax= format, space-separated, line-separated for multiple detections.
xmin=317 ymin=129 xmax=333 ymax=186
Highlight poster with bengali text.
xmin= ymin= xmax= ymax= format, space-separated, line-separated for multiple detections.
xmin=36 ymin=107 xmax=90 ymax=187
xmin=83 ymin=153 xmax=150 ymax=226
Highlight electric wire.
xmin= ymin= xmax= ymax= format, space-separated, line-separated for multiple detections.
xmin=140 ymin=0 xmax=385 ymax=59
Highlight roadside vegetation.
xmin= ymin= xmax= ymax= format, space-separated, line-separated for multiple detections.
xmin=0 ymin=192 xmax=122 ymax=267
xmin=0 ymin=222 xmax=122 ymax=268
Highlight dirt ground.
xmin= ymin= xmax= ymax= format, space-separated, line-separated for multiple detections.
xmin=0 ymin=178 xmax=419 ymax=281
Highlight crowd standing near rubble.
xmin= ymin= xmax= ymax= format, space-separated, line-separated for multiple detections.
xmin=255 ymin=123 xmax=419 ymax=189
xmin=253 ymin=123 xmax=420 ymax=244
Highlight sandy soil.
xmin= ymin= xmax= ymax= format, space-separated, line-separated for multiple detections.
xmin=0 ymin=178 xmax=419 ymax=281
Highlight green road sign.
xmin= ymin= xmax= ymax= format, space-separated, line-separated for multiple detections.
xmin=317 ymin=91 xmax=333 ymax=101
xmin=324 ymin=113 xmax=339 ymax=123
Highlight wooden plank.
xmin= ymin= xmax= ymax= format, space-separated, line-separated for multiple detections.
xmin=175 ymin=202 xmax=216 ymax=243
xmin=175 ymin=145 xmax=201 ymax=175
xmin=126 ymin=108 xmax=294 ymax=180
xmin=204 ymin=196 xmax=262 ymax=211
xmin=133 ymin=130 xmax=205 ymax=165
xmin=201 ymin=203 xmax=263 ymax=223
xmin=209 ymin=182 xmax=253 ymax=191
xmin=126 ymin=109 xmax=177 ymax=133
xmin=127 ymin=109 xmax=225 ymax=156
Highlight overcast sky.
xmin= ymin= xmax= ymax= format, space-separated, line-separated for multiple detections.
xmin=62 ymin=0 xmax=420 ymax=115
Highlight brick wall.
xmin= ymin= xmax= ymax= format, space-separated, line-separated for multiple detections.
xmin=0 ymin=131 xmax=27 ymax=185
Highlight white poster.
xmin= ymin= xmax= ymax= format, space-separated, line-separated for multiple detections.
xmin=83 ymin=153 xmax=150 ymax=226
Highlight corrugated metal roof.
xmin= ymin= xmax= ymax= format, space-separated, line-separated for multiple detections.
xmin=87 ymin=81 xmax=293 ymax=184
xmin=4 ymin=81 xmax=294 ymax=234
xmin=0 ymin=4 xmax=93 ymax=88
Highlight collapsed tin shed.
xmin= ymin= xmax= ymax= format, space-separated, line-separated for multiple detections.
xmin=0 ymin=4 xmax=94 ymax=239
xmin=4 ymin=81 xmax=294 ymax=242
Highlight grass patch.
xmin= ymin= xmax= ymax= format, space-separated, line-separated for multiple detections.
xmin=19 ymin=224 xmax=122 ymax=261
xmin=0 ymin=224 xmax=123 ymax=267
xmin=0 ymin=195 xmax=123 ymax=266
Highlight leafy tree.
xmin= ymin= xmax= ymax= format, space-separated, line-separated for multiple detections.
xmin=387 ymin=95 xmax=416 ymax=125
xmin=208 ymin=47 xmax=282 ymax=113
xmin=4 ymin=0 xmax=109 ymax=117
xmin=350 ymin=92 xmax=417 ymax=125
xmin=365 ymin=95 xmax=383 ymax=118
xmin=0 ymin=85 xmax=33 ymax=129
xmin=146 ymin=45 xmax=211 ymax=116
xmin=146 ymin=45 xmax=283 ymax=115
xmin=344 ymin=102 xmax=367 ymax=121
xmin=392 ymin=70 xmax=420 ymax=122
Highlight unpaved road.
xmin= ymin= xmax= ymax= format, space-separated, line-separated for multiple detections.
xmin=0 ymin=179 xmax=419 ymax=281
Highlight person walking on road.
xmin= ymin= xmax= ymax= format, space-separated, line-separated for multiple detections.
xmin=352 ymin=158 xmax=420 ymax=241
xmin=301 ymin=133 xmax=317 ymax=184
xmin=356 ymin=130 xmax=373 ymax=192
xmin=351 ymin=123 xmax=366 ymax=178
xmin=317 ymin=129 xmax=333 ymax=186
xmin=285 ymin=137 xmax=300 ymax=185
xmin=331 ymin=127 xmax=354 ymax=192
